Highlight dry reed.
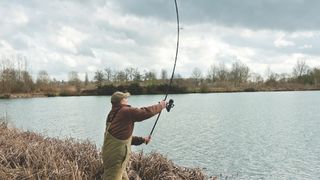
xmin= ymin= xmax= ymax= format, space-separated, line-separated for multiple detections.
xmin=0 ymin=122 xmax=208 ymax=180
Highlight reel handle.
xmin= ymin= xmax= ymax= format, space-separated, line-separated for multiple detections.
xmin=166 ymin=99 xmax=174 ymax=112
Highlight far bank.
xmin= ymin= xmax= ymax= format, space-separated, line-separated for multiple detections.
xmin=1 ymin=83 xmax=320 ymax=99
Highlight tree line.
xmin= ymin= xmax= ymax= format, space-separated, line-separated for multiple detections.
xmin=1 ymin=55 xmax=320 ymax=96
xmin=91 ymin=60 xmax=320 ymax=94
xmin=0 ymin=55 xmax=85 ymax=95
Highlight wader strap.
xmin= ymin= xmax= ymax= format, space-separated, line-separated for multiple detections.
xmin=105 ymin=107 xmax=122 ymax=134
xmin=105 ymin=122 xmax=111 ymax=134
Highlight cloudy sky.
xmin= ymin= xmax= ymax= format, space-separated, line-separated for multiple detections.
xmin=1 ymin=0 xmax=320 ymax=80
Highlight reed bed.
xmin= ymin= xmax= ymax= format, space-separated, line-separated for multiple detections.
xmin=128 ymin=152 xmax=207 ymax=180
xmin=0 ymin=121 xmax=208 ymax=180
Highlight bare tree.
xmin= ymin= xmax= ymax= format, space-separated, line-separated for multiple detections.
xmin=311 ymin=68 xmax=320 ymax=87
xmin=143 ymin=70 xmax=157 ymax=81
xmin=1 ymin=69 xmax=16 ymax=93
xmin=84 ymin=73 xmax=89 ymax=87
xmin=0 ymin=56 xmax=16 ymax=93
xmin=230 ymin=61 xmax=250 ymax=87
xmin=37 ymin=70 xmax=50 ymax=84
xmin=216 ymin=63 xmax=228 ymax=82
xmin=104 ymin=67 xmax=113 ymax=84
xmin=249 ymin=72 xmax=263 ymax=83
xmin=292 ymin=59 xmax=310 ymax=78
xmin=36 ymin=70 xmax=51 ymax=91
xmin=20 ymin=57 xmax=33 ymax=92
xmin=207 ymin=63 xmax=228 ymax=83
xmin=191 ymin=67 xmax=203 ymax=86
xmin=125 ymin=67 xmax=136 ymax=82
xmin=207 ymin=64 xmax=219 ymax=83
xmin=68 ymin=71 xmax=81 ymax=92
xmin=94 ymin=70 xmax=104 ymax=89
xmin=161 ymin=69 xmax=168 ymax=81
xmin=278 ymin=73 xmax=290 ymax=83
xmin=265 ymin=66 xmax=272 ymax=81
xmin=0 ymin=55 xmax=34 ymax=93
xmin=68 ymin=71 xmax=80 ymax=85
xmin=115 ymin=70 xmax=127 ymax=84
xmin=133 ymin=69 xmax=142 ymax=83
xmin=265 ymin=72 xmax=279 ymax=85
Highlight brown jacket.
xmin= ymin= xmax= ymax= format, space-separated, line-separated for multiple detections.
xmin=106 ymin=103 xmax=163 ymax=144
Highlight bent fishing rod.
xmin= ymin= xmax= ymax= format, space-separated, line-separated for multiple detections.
xmin=149 ymin=0 xmax=180 ymax=138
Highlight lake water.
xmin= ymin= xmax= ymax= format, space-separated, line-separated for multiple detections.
xmin=1 ymin=91 xmax=320 ymax=179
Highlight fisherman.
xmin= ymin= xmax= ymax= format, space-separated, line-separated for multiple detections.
xmin=102 ymin=91 xmax=167 ymax=180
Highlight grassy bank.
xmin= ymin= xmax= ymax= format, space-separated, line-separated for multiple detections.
xmin=0 ymin=120 xmax=207 ymax=180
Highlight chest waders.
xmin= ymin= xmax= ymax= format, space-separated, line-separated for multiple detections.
xmin=102 ymin=109 xmax=131 ymax=180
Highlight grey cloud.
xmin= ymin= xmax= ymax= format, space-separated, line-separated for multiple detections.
xmin=111 ymin=0 xmax=175 ymax=21
xmin=113 ymin=0 xmax=320 ymax=31
xmin=1 ymin=0 xmax=173 ymax=55
xmin=8 ymin=35 xmax=30 ymax=50
xmin=1 ymin=0 xmax=129 ymax=56
xmin=1 ymin=0 xmax=319 ymax=80
xmin=77 ymin=45 xmax=95 ymax=57
xmin=199 ymin=0 xmax=320 ymax=31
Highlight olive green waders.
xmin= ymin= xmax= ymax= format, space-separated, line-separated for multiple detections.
xmin=102 ymin=122 xmax=132 ymax=180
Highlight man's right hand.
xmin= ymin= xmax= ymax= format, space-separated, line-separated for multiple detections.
xmin=159 ymin=100 xmax=167 ymax=109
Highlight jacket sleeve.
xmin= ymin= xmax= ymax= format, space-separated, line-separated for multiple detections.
xmin=131 ymin=136 xmax=145 ymax=146
xmin=128 ymin=103 xmax=163 ymax=122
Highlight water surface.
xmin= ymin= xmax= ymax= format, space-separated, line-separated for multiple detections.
xmin=1 ymin=91 xmax=319 ymax=179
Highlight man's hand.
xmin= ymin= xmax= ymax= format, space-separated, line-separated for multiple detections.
xmin=159 ymin=100 xmax=167 ymax=109
xmin=144 ymin=136 xmax=151 ymax=144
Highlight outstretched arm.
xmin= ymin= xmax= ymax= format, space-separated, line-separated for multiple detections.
xmin=128 ymin=101 xmax=167 ymax=122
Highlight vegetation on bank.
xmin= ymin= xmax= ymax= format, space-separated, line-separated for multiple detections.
xmin=1 ymin=55 xmax=320 ymax=98
xmin=0 ymin=119 xmax=208 ymax=180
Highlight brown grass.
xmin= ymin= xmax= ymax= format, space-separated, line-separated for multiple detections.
xmin=128 ymin=152 xmax=207 ymax=180
xmin=0 ymin=121 xmax=208 ymax=180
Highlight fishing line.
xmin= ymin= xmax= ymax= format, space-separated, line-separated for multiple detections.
xmin=149 ymin=0 xmax=180 ymax=138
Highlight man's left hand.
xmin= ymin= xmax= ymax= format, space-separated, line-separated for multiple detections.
xmin=144 ymin=136 xmax=151 ymax=144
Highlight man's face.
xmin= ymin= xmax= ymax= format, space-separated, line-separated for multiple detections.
xmin=120 ymin=98 xmax=128 ymax=105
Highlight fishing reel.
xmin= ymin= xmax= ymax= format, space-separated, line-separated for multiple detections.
xmin=166 ymin=99 xmax=174 ymax=112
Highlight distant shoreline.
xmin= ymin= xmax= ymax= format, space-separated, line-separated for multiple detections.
xmin=1 ymin=87 xmax=319 ymax=99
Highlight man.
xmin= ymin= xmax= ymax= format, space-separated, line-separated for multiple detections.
xmin=102 ymin=91 xmax=167 ymax=180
